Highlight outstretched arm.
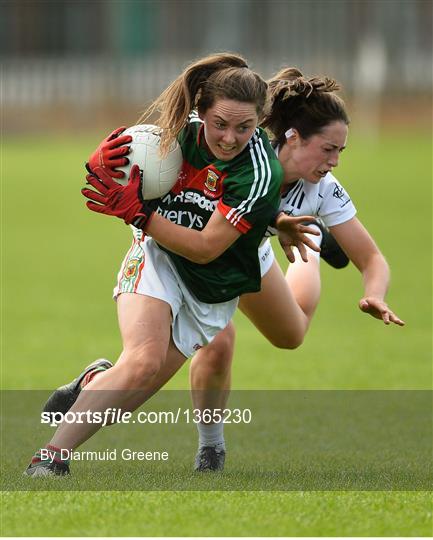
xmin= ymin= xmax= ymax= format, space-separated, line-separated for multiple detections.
xmin=330 ymin=217 xmax=405 ymax=326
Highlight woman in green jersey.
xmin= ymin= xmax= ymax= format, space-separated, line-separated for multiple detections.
xmin=26 ymin=54 xmax=315 ymax=476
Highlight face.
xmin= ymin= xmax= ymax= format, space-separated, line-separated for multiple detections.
xmin=199 ymin=99 xmax=259 ymax=161
xmin=283 ymin=121 xmax=348 ymax=183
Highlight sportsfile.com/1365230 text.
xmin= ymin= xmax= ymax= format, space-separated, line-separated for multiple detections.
xmin=40 ymin=407 xmax=252 ymax=427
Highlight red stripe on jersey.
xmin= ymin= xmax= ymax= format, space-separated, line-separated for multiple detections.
xmin=218 ymin=200 xmax=252 ymax=234
xmin=170 ymin=160 xmax=201 ymax=195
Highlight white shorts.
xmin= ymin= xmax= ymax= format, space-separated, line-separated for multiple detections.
xmin=258 ymin=239 xmax=275 ymax=277
xmin=113 ymin=236 xmax=238 ymax=358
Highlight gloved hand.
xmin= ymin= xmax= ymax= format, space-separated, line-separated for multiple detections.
xmin=82 ymin=164 xmax=154 ymax=230
xmin=88 ymin=126 xmax=132 ymax=179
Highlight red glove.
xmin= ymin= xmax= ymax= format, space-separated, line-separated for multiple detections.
xmin=82 ymin=164 xmax=154 ymax=230
xmin=88 ymin=126 xmax=132 ymax=179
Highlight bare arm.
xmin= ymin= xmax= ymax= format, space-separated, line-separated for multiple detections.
xmin=330 ymin=217 xmax=405 ymax=326
xmin=83 ymin=165 xmax=319 ymax=265
xmin=148 ymin=210 xmax=322 ymax=265
xmin=146 ymin=209 xmax=242 ymax=264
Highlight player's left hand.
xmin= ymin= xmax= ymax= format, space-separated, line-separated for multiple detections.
xmin=82 ymin=164 xmax=154 ymax=230
xmin=275 ymin=213 xmax=321 ymax=263
xmin=359 ymin=297 xmax=405 ymax=326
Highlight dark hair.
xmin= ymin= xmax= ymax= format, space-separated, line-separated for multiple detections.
xmin=261 ymin=67 xmax=350 ymax=148
xmin=138 ymin=53 xmax=267 ymax=156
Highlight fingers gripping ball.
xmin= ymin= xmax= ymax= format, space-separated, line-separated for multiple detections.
xmin=117 ymin=125 xmax=183 ymax=200
xmin=82 ymin=165 xmax=154 ymax=230
xmin=88 ymin=126 xmax=133 ymax=180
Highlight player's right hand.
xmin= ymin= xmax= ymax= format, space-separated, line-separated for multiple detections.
xmin=88 ymin=126 xmax=132 ymax=179
xmin=275 ymin=213 xmax=321 ymax=263
xmin=82 ymin=164 xmax=154 ymax=230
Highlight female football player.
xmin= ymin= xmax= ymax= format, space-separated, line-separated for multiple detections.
xmin=26 ymin=54 xmax=316 ymax=476
xmin=189 ymin=67 xmax=405 ymax=470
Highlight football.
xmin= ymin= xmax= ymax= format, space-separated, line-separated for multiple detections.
xmin=117 ymin=124 xmax=183 ymax=199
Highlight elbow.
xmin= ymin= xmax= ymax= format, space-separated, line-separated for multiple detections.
xmin=190 ymin=250 xmax=218 ymax=265
xmin=171 ymin=244 xmax=219 ymax=265
xmin=187 ymin=240 xmax=222 ymax=264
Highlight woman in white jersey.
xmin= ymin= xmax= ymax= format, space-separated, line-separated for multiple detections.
xmin=189 ymin=68 xmax=405 ymax=471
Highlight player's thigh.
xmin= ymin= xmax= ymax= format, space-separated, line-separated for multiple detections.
xmin=239 ymin=260 xmax=306 ymax=345
xmin=117 ymin=292 xmax=172 ymax=353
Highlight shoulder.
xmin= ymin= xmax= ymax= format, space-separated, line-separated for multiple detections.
xmin=248 ymin=128 xmax=278 ymax=162
xmin=316 ymin=172 xmax=356 ymax=226
xmin=319 ymin=172 xmax=347 ymax=192
xmin=178 ymin=111 xmax=202 ymax=144
xmin=230 ymin=128 xmax=281 ymax=183
xmin=317 ymin=172 xmax=352 ymax=202
xmin=177 ymin=114 xmax=205 ymax=166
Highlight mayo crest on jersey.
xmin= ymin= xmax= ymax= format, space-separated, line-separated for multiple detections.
xmin=139 ymin=113 xmax=282 ymax=304
xmin=265 ymin=171 xmax=356 ymax=237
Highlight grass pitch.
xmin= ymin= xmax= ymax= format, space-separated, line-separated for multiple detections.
xmin=1 ymin=131 xmax=431 ymax=536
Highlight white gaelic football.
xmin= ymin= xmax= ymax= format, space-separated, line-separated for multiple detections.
xmin=117 ymin=124 xmax=182 ymax=200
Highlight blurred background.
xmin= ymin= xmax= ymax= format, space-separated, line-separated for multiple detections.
xmin=1 ymin=5 xmax=432 ymax=536
xmin=1 ymin=0 xmax=432 ymax=135
xmin=2 ymin=0 xmax=432 ymax=391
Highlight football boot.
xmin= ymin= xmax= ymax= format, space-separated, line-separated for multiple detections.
xmin=24 ymin=460 xmax=70 ymax=477
xmin=43 ymin=358 xmax=113 ymax=415
xmin=194 ymin=446 xmax=226 ymax=472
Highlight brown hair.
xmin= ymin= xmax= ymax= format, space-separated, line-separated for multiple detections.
xmin=138 ymin=53 xmax=267 ymax=156
xmin=261 ymin=67 xmax=350 ymax=148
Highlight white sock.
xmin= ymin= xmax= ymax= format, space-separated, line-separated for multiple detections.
xmin=306 ymin=224 xmax=322 ymax=259
xmin=197 ymin=422 xmax=225 ymax=452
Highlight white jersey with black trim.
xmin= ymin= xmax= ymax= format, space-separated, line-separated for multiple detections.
xmin=265 ymin=172 xmax=356 ymax=237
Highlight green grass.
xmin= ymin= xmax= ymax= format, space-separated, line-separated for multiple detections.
xmin=1 ymin=131 xmax=432 ymax=536
xmin=1 ymin=491 xmax=431 ymax=536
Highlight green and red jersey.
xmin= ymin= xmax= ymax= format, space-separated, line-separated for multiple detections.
xmin=154 ymin=115 xmax=282 ymax=303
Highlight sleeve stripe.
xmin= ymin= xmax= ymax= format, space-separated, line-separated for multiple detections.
xmin=233 ymin=131 xmax=271 ymax=223
xmin=226 ymin=130 xmax=272 ymax=227
xmin=218 ymin=201 xmax=252 ymax=233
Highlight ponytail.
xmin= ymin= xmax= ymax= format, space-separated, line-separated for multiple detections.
xmin=138 ymin=53 xmax=267 ymax=156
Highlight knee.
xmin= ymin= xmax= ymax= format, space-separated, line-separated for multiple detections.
xmin=118 ymin=348 xmax=163 ymax=388
xmin=271 ymin=333 xmax=304 ymax=350
xmin=191 ymin=323 xmax=235 ymax=376
xmin=207 ymin=323 xmax=236 ymax=370
xmin=214 ymin=322 xmax=236 ymax=356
